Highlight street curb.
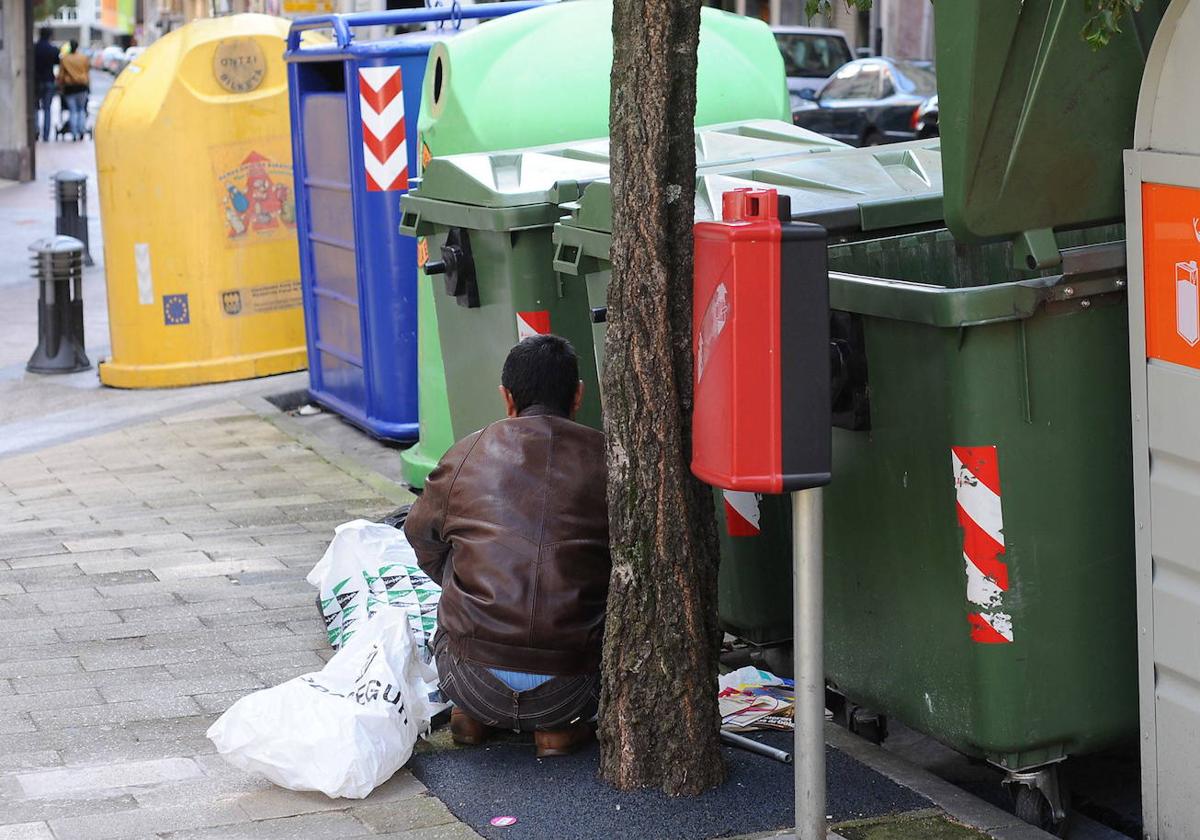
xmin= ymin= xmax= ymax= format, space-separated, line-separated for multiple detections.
xmin=238 ymin=391 xmax=416 ymax=507
xmin=822 ymin=723 xmax=1055 ymax=840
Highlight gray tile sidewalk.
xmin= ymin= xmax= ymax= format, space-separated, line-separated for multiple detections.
xmin=0 ymin=401 xmax=478 ymax=840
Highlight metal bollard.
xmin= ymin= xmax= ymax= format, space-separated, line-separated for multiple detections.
xmin=27 ymin=236 xmax=91 ymax=375
xmin=52 ymin=170 xmax=93 ymax=267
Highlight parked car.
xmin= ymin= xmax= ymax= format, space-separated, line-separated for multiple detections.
xmin=914 ymin=94 xmax=939 ymax=138
xmin=122 ymin=46 xmax=145 ymax=67
xmin=771 ymin=26 xmax=854 ymax=108
xmin=791 ymin=57 xmax=938 ymax=147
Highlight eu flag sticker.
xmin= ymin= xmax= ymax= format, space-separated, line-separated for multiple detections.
xmin=163 ymin=294 xmax=190 ymax=326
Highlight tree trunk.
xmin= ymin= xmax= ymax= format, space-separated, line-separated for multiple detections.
xmin=599 ymin=0 xmax=725 ymax=797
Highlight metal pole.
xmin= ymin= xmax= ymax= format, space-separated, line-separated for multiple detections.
xmin=720 ymin=730 xmax=792 ymax=764
xmin=793 ymin=488 xmax=825 ymax=840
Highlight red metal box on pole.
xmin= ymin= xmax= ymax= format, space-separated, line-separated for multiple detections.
xmin=691 ymin=188 xmax=830 ymax=493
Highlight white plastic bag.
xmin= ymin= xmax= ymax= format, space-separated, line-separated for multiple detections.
xmin=206 ymin=609 xmax=434 ymax=799
xmin=307 ymin=519 xmax=441 ymax=654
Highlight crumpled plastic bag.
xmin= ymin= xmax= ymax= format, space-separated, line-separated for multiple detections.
xmin=307 ymin=519 xmax=441 ymax=654
xmin=207 ymin=608 xmax=434 ymax=799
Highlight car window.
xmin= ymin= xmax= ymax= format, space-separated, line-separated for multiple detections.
xmin=821 ymin=62 xmax=880 ymax=100
xmin=878 ymin=68 xmax=896 ymax=99
xmin=774 ymin=33 xmax=853 ymax=79
xmin=891 ymin=61 xmax=938 ymax=96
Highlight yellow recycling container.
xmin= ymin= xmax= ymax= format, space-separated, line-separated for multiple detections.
xmin=96 ymin=14 xmax=306 ymax=388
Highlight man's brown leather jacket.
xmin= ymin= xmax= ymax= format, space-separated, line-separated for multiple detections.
xmin=404 ymin=405 xmax=611 ymax=675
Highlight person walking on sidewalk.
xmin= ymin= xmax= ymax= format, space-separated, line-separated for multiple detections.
xmin=57 ymin=41 xmax=90 ymax=141
xmin=405 ymin=335 xmax=611 ymax=758
xmin=34 ymin=29 xmax=59 ymax=142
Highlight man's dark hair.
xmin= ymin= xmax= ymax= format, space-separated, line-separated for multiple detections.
xmin=39 ymin=28 xmax=52 ymax=42
xmin=68 ymin=39 xmax=79 ymax=52
xmin=501 ymin=335 xmax=579 ymax=416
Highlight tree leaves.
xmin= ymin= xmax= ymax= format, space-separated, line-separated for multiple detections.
xmin=802 ymin=0 xmax=1144 ymax=50
xmin=1082 ymin=0 xmax=1145 ymax=49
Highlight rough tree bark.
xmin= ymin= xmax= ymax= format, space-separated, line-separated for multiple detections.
xmin=598 ymin=0 xmax=725 ymax=796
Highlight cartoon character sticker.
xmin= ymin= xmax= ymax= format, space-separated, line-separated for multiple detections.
xmin=212 ymin=140 xmax=296 ymax=246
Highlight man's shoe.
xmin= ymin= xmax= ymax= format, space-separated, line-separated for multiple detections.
xmin=534 ymin=722 xmax=593 ymax=758
xmin=450 ymin=708 xmax=492 ymax=746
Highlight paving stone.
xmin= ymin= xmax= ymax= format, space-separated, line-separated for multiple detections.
xmin=0 ymin=609 xmax=120 ymax=634
xmin=0 ymin=712 xmax=36 ymax=735
xmin=224 ymin=633 xmax=326 ymax=657
xmin=160 ymin=811 xmax=372 ymax=840
xmin=151 ymin=558 xmax=288 ymax=583
xmin=31 ymin=695 xmax=203 ymax=730
xmin=62 ymin=532 xmax=196 ymax=554
xmin=99 ymin=673 xmax=265 ymax=704
xmin=0 ymin=657 xmax=81 ymax=679
xmin=191 ymin=690 xmax=255 ymax=715
xmin=199 ymin=605 xmax=315 ymax=629
xmin=0 ymin=821 xmax=54 ymax=839
xmin=16 ymin=756 xmax=203 ymax=798
xmin=74 ymin=550 xmax=211 ymax=576
xmin=136 ymin=623 xmax=297 ymax=650
xmin=237 ymin=773 xmax=424 ymax=821
xmin=370 ymin=823 xmax=484 ymax=840
xmin=48 ymin=801 xmax=248 ymax=840
xmin=165 ymin=651 xmax=325 ymax=680
xmin=0 ymin=750 xmax=62 ymax=773
xmin=12 ymin=665 xmax=169 ymax=696
xmin=78 ymin=644 xmax=230 ymax=672
xmin=0 ymin=687 xmax=103 ymax=714
xmin=7 ymin=548 xmax=134 ymax=572
xmin=57 ymin=617 xmax=208 ymax=644
xmin=348 ymin=794 xmax=459 ymax=835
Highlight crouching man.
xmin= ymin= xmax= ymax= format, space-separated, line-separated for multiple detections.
xmin=404 ymin=335 xmax=611 ymax=758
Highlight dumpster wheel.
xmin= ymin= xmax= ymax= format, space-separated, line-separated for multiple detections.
xmin=1006 ymin=764 xmax=1069 ymax=836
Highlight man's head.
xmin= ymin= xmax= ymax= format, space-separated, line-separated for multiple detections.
xmin=68 ymin=39 xmax=79 ymax=53
xmin=499 ymin=335 xmax=584 ymax=419
xmin=39 ymin=28 xmax=52 ymax=42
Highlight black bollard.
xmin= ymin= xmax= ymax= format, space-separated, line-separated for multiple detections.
xmin=27 ymin=236 xmax=91 ymax=375
xmin=52 ymin=170 xmax=93 ymax=267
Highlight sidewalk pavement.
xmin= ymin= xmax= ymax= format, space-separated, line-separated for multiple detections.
xmin=0 ymin=135 xmax=1052 ymax=840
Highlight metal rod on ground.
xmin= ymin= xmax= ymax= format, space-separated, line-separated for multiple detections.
xmin=720 ymin=730 xmax=792 ymax=764
xmin=793 ymin=488 xmax=825 ymax=840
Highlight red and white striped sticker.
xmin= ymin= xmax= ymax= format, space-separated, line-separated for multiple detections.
xmin=358 ymin=66 xmax=408 ymax=192
xmin=952 ymin=446 xmax=1013 ymax=644
xmin=723 ymin=490 xmax=761 ymax=537
xmin=516 ymin=311 xmax=551 ymax=340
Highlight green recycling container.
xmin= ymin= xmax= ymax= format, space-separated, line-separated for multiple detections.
xmin=552 ymin=139 xmax=944 ymax=644
xmin=400 ymin=121 xmax=849 ymax=451
xmin=820 ymin=226 xmax=1135 ymax=773
xmin=400 ymin=0 xmax=798 ymax=488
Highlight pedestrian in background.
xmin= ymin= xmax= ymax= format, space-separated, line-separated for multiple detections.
xmin=57 ymin=41 xmax=90 ymax=141
xmin=33 ymin=28 xmax=59 ymax=142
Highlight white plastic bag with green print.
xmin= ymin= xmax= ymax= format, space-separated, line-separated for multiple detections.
xmin=307 ymin=519 xmax=442 ymax=656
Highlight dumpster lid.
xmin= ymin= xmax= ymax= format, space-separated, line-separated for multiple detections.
xmin=413 ymin=119 xmax=847 ymax=210
xmin=561 ymin=138 xmax=943 ymax=239
xmin=935 ymin=1 xmax=1166 ymax=260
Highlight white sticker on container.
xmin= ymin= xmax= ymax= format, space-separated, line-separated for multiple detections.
xmin=696 ymin=281 xmax=729 ymax=384
xmin=134 ymin=243 xmax=153 ymax=305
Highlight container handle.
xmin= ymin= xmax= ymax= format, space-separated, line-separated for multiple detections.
xmin=286 ymin=0 xmax=557 ymax=52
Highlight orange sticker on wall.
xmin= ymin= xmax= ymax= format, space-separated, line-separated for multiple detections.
xmin=1143 ymin=182 xmax=1200 ymax=367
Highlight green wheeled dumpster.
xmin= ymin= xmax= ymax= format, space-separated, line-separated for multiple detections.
xmin=400 ymin=0 xmax=799 ymax=488
xmin=715 ymin=1 xmax=1162 ymax=832
xmin=552 ymin=139 xmax=944 ymax=648
xmin=399 ymin=121 xmax=849 ymax=444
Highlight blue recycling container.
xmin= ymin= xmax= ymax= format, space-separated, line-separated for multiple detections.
xmin=284 ymin=3 xmax=549 ymax=440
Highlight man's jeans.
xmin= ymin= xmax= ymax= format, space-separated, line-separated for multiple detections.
xmin=434 ymin=633 xmax=599 ymax=733
xmin=37 ymin=82 xmax=56 ymax=141
xmin=65 ymin=91 xmax=88 ymax=139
